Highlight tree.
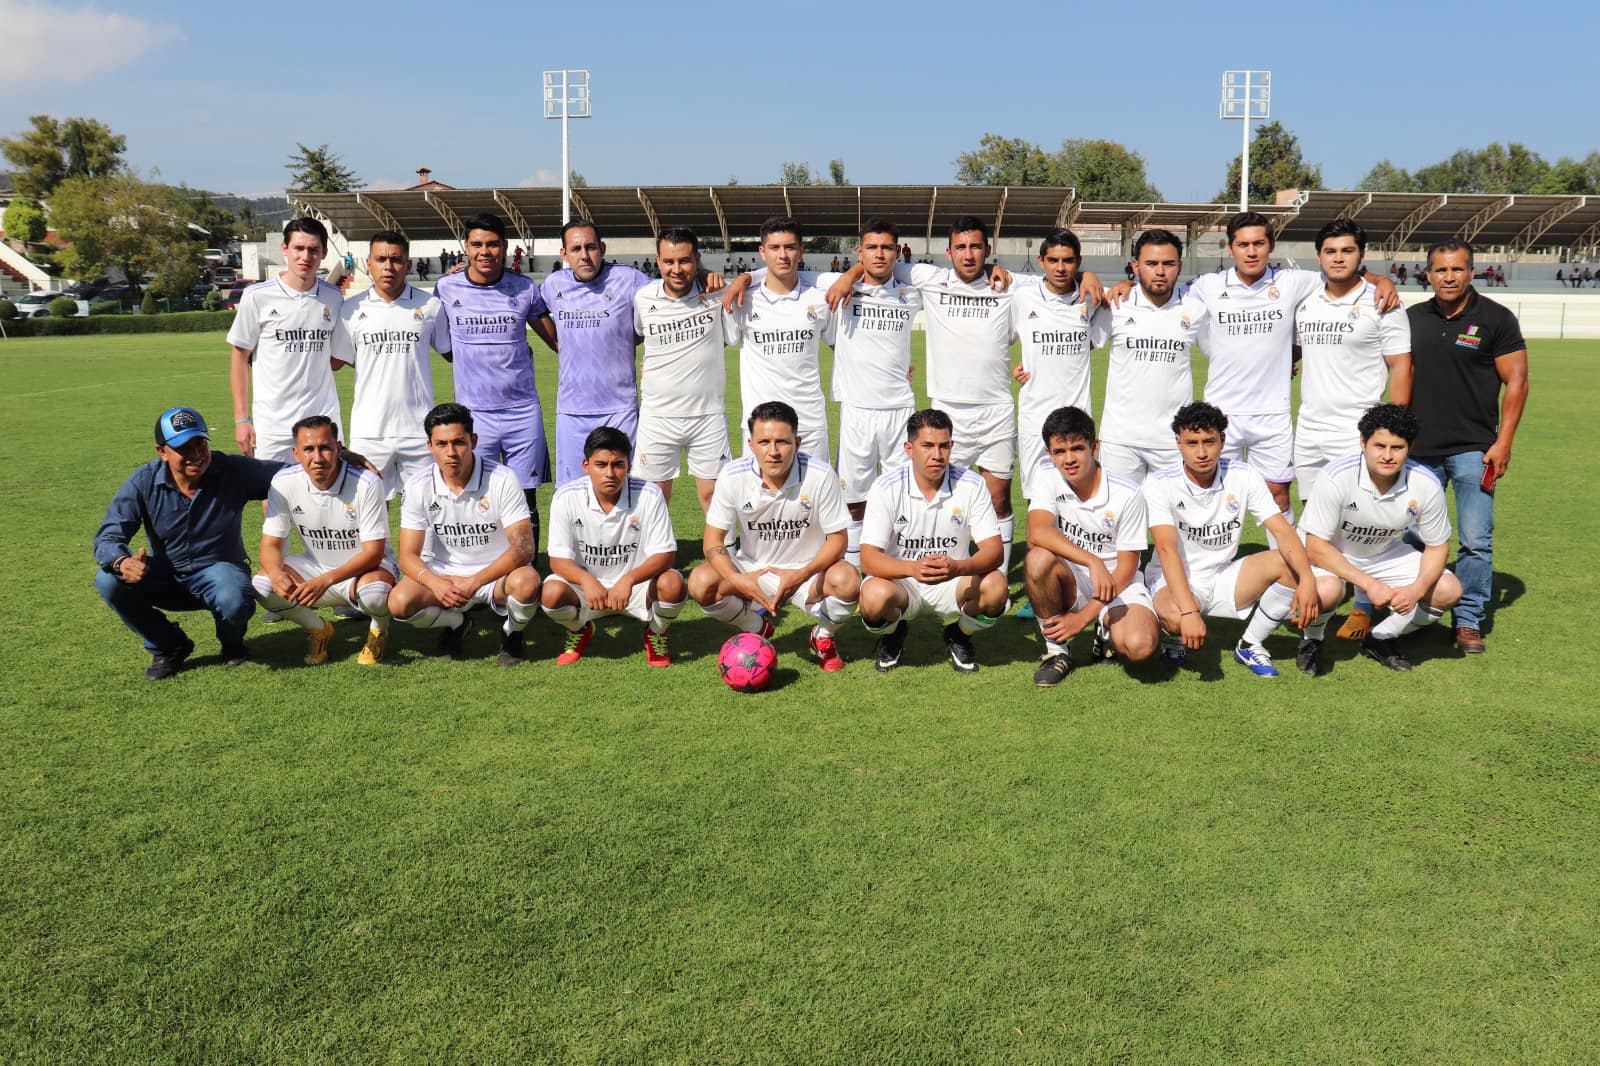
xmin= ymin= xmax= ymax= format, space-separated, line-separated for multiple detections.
xmin=954 ymin=135 xmax=1161 ymax=199
xmin=1215 ymin=121 xmax=1323 ymax=204
xmin=780 ymin=161 xmax=816 ymax=186
xmin=828 ymin=158 xmax=847 ymax=186
xmin=285 ymin=143 xmax=359 ymax=193
xmin=954 ymin=134 xmax=1055 ymax=186
xmin=1357 ymin=159 xmax=1417 ymax=193
xmin=570 ymin=170 xmax=588 ymax=188
xmin=0 ymin=115 xmax=125 ymax=200
xmin=49 ymin=173 xmax=202 ymax=298
xmin=2 ymin=198 xmax=48 ymax=245
xmin=183 ymin=188 xmax=239 ymax=244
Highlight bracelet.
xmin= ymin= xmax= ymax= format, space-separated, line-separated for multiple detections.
xmin=1179 ymin=610 xmax=1197 ymax=617
xmin=236 ymin=416 xmax=252 ymax=423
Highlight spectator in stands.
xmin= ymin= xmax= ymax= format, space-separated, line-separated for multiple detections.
xmin=1584 ymin=267 xmax=1595 ymax=287
xmin=417 ymin=256 xmax=430 ymax=280
xmin=1495 ymin=266 xmax=1506 ymax=287
xmin=1556 ymin=269 xmax=1565 ymax=286
xmin=902 ymin=243 xmax=912 ymax=263
xmin=1397 ymin=263 xmax=1408 ymax=285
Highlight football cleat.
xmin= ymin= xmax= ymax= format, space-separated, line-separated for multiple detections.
xmin=357 ymin=625 xmax=387 ymax=665
xmin=1033 ymin=651 xmax=1072 ymax=687
xmin=304 ymin=622 xmax=336 ymax=665
xmin=1089 ymin=620 xmax=1117 ymax=663
xmin=642 ymin=628 xmax=671 ymax=667
xmin=873 ymin=621 xmax=908 ymax=673
xmin=437 ymin=621 xmax=466 ymax=660
xmin=1160 ymin=634 xmax=1187 ymax=667
xmin=942 ymin=622 xmax=979 ymax=674
xmin=1295 ymin=637 xmax=1324 ymax=677
xmin=1335 ymin=608 xmax=1372 ymax=641
xmin=497 ymin=629 xmax=526 ymax=667
xmin=810 ymin=627 xmax=845 ymax=672
xmin=1233 ymin=641 xmax=1279 ymax=678
xmin=1361 ymin=636 xmax=1413 ymax=672
xmin=1014 ymin=598 xmax=1035 ymax=620
xmin=555 ymin=622 xmax=593 ymax=666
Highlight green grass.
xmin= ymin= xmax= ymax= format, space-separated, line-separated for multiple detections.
xmin=1 ymin=333 xmax=1597 ymax=1062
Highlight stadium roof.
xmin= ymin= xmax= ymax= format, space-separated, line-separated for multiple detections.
xmin=285 ymin=186 xmax=1600 ymax=254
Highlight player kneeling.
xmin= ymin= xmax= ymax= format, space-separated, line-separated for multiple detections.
xmin=389 ymin=403 xmax=541 ymax=665
xmin=1145 ymin=403 xmax=1326 ymax=677
xmin=1023 ymin=406 xmax=1159 ymax=686
xmin=1299 ymin=404 xmax=1461 ymax=674
xmin=858 ymin=409 xmax=1008 ymax=673
xmin=541 ymin=427 xmax=685 ymax=666
xmin=688 ymin=401 xmax=859 ymax=671
xmin=252 ymin=416 xmax=396 ymax=664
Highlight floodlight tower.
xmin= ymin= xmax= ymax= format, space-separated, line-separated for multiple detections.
xmin=543 ymin=69 xmax=592 ymax=225
xmin=1220 ymin=70 xmax=1271 ymax=211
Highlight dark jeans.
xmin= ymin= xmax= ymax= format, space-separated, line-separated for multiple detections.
xmin=95 ymin=559 xmax=255 ymax=654
xmin=1413 ymin=451 xmax=1494 ymax=630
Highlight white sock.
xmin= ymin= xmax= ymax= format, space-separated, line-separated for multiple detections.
xmin=706 ymin=596 xmax=766 ymax=632
xmin=958 ymin=608 xmax=997 ymax=635
xmin=1242 ymin=582 xmax=1295 ymax=646
xmin=1401 ymin=604 xmax=1443 ymax=635
xmin=250 ymin=575 xmax=326 ymax=631
xmin=403 ymin=605 xmax=463 ymax=630
xmin=649 ymin=598 xmax=684 ymax=634
xmin=999 ymin=517 xmax=1014 ymax=572
xmin=861 ymin=608 xmax=902 ymax=634
xmin=542 ymin=601 xmax=581 ymax=630
xmin=1039 ymin=621 xmax=1068 ymax=657
xmin=845 ymin=520 xmax=863 ymax=569
xmin=504 ymin=594 xmax=536 ymax=634
xmin=812 ymin=595 xmax=856 ymax=638
xmin=1303 ymin=617 xmax=1328 ymax=641
xmin=356 ymin=580 xmax=393 ymax=630
xmin=1372 ymin=603 xmax=1443 ymax=639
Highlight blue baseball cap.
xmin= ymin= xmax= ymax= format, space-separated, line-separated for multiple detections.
xmin=155 ymin=406 xmax=211 ymax=448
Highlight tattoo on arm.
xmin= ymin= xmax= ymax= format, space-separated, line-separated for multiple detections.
xmin=707 ymin=545 xmax=728 ymax=558
xmin=511 ymin=530 xmax=536 ymax=563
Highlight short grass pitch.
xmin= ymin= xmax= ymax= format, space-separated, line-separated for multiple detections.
xmin=1 ymin=332 xmax=1596 ymax=1062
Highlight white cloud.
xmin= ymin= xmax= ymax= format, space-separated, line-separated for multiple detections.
xmin=518 ymin=169 xmax=559 ymax=188
xmin=0 ymin=0 xmax=183 ymax=90
xmin=362 ymin=178 xmax=407 ymax=191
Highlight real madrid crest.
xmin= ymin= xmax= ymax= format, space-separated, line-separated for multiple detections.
xmin=1267 ymin=285 xmax=1280 ymax=300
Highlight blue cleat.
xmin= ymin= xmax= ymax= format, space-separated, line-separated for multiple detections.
xmin=1160 ymin=635 xmax=1186 ymax=667
xmin=1014 ymin=598 xmax=1035 ymax=620
xmin=1233 ymin=641 xmax=1280 ymax=678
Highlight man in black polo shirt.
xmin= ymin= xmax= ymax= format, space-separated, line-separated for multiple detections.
xmin=1404 ymin=238 xmax=1529 ymax=654
xmin=94 ymin=407 xmax=286 ymax=679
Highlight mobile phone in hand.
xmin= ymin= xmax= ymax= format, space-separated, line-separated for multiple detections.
xmin=1479 ymin=462 xmax=1499 ymax=494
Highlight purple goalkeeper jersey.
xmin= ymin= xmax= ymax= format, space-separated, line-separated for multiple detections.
xmin=539 ymin=262 xmax=651 ymax=414
xmin=434 ymin=269 xmax=549 ymax=411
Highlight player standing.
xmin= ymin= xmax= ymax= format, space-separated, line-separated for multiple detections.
xmin=631 ymin=227 xmax=733 ymax=512
xmin=1299 ymin=404 xmax=1460 ymax=674
xmin=332 ymin=231 xmax=452 ymax=498
xmin=228 ymin=218 xmax=343 ymax=461
xmin=858 ymin=409 xmax=1008 ymax=674
xmin=540 ymin=427 xmax=686 ymax=667
xmin=251 ymin=416 xmax=396 ymax=665
xmin=1144 ymin=403 xmax=1325 ymax=677
xmin=688 ymin=401 xmax=859 ymax=672
xmin=389 ymin=403 xmax=542 ymax=666
xmin=1023 ymin=406 xmax=1159 ymax=686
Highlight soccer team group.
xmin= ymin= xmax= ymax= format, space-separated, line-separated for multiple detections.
xmin=94 ymin=205 xmax=1523 ymax=683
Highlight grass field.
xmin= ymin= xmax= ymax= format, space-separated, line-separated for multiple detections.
xmin=2 ymin=331 xmax=1597 ymax=1062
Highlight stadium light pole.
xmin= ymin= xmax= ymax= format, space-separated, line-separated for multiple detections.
xmin=1220 ymin=70 xmax=1270 ymax=211
xmin=543 ymin=69 xmax=592 ymax=225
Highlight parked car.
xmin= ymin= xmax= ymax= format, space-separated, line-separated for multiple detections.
xmin=191 ymin=283 xmax=216 ymax=299
xmin=211 ymin=267 xmax=238 ymax=286
xmin=15 ymin=291 xmax=64 ymax=313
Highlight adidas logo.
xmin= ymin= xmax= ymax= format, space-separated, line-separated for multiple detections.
xmin=894 ymin=514 xmax=908 ymax=525
xmin=428 ymin=501 xmax=441 ymax=511
xmin=741 ymin=501 xmax=754 ymax=510
xmin=452 ymin=299 xmax=462 ymax=307
xmin=1125 ymin=316 xmax=1137 ymax=326
xmin=574 ymin=518 xmax=583 ymax=527
xmin=357 ymin=311 xmax=366 ymax=320
xmin=649 ymin=304 xmax=658 ymax=312
xmin=1028 ymin=310 xmax=1039 ymax=319
xmin=291 ymin=505 xmax=304 ymax=514
xmin=268 ymin=308 xmax=280 ymax=316
xmin=1346 ymin=502 xmax=1361 ymax=510
xmin=1174 ymin=500 xmax=1186 ymax=510
xmin=1217 ymin=292 xmax=1230 ymax=300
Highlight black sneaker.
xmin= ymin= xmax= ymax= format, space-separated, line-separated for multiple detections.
xmin=1033 ymin=651 xmax=1072 ymax=687
xmin=1296 ymin=637 xmax=1325 ymax=677
xmin=1089 ymin=621 xmax=1116 ymax=664
xmin=438 ymin=622 xmax=466 ymax=660
xmin=943 ymin=622 xmax=978 ymax=674
xmin=873 ymin=621 xmax=908 ymax=673
xmin=219 ymin=642 xmax=250 ymax=667
xmin=1360 ymin=636 xmax=1413 ymax=673
xmin=145 ymin=636 xmax=195 ymax=681
xmin=497 ymin=629 xmax=525 ymax=667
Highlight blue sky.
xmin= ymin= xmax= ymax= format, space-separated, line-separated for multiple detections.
xmin=3 ymin=0 xmax=1597 ymax=202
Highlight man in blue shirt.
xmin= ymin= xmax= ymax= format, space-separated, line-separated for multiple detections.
xmin=94 ymin=407 xmax=285 ymax=679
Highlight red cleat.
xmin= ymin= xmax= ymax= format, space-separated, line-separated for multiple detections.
xmin=642 ymin=628 xmax=672 ymax=667
xmin=809 ymin=626 xmax=844 ymax=672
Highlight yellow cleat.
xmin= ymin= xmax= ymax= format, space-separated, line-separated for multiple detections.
xmin=304 ymin=622 xmax=336 ymax=665
xmin=1335 ymin=608 xmax=1372 ymax=641
xmin=357 ymin=625 xmax=387 ymax=665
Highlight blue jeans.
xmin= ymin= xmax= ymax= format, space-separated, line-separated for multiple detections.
xmin=1414 ymin=451 xmax=1494 ymax=630
xmin=95 ymin=559 xmax=256 ymax=654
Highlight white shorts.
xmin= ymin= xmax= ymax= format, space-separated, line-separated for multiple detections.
xmin=1311 ymin=543 xmax=1422 ymax=589
xmin=1017 ymin=422 xmax=1049 ymax=500
xmin=865 ymin=574 xmax=965 ymax=622
xmin=1098 ymin=441 xmax=1177 ymax=482
xmin=1220 ymin=411 xmax=1294 ymax=483
xmin=743 ymin=406 xmax=830 ymax=468
xmin=1292 ymin=431 xmax=1360 ymax=498
xmin=737 ymin=556 xmax=826 ymax=618
xmin=255 ymin=435 xmax=297 ymax=465
xmin=1063 ymin=561 xmax=1155 ymax=619
xmin=1147 ymin=558 xmax=1252 ymax=620
xmin=837 ymin=405 xmax=913 ymax=503
xmin=279 ymin=551 xmax=397 ymax=608
xmin=350 ymin=434 xmax=433 ymax=498
xmin=940 ymin=401 xmax=1015 ymax=478
xmin=543 ymin=573 xmax=654 ymax=626
xmin=634 ymin=412 xmax=731 ymax=481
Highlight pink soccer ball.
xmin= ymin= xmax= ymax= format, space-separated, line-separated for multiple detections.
xmin=719 ymin=632 xmax=777 ymax=692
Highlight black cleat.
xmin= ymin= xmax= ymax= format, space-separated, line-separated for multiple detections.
xmin=943 ymin=622 xmax=979 ymax=674
xmin=873 ymin=621 xmax=908 ymax=673
xmin=438 ymin=622 xmax=466 ymax=660
xmin=1296 ymin=637 xmax=1325 ymax=677
xmin=219 ymin=642 xmax=250 ymax=666
xmin=145 ymin=636 xmax=195 ymax=680
xmin=1089 ymin=621 xmax=1117 ymax=664
xmin=1360 ymin=636 xmax=1413 ymax=672
xmin=1033 ymin=651 xmax=1072 ymax=687
xmin=497 ymin=629 xmax=525 ymax=667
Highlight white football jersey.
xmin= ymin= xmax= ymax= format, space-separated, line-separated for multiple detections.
xmin=1100 ymin=285 xmax=1203 ymax=449
xmin=826 ymin=273 xmax=920 ymax=409
xmin=1300 ymin=454 xmax=1450 ymax=559
xmin=707 ymin=454 xmax=851 ymax=570
xmin=1027 ymin=463 xmax=1147 ymax=565
xmin=400 ymin=457 xmax=530 ymax=576
xmin=896 ymin=263 xmax=1014 ymax=406
xmin=1143 ymin=459 xmax=1279 ymax=581
xmin=263 ymin=461 xmax=392 ymax=567
xmin=1187 ymin=266 xmax=1322 ymax=416
xmin=226 ymin=276 xmax=344 ymax=440
xmin=1293 ymin=281 xmax=1411 ymax=440
xmin=860 ymin=463 xmax=1000 ymax=562
xmin=1010 ymin=278 xmax=1111 ymax=428
xmin=547 ymin=476 xmax=677 ymax=587
xmin=632 ymin=281 xmax=730 ymax=417
xmin=334 ymin=285 xmax=451 ymax=440
xmin=727 ymin=279 xmax=831 ymax=424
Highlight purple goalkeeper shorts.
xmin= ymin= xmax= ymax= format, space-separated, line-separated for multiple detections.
xmin=555 ymin=408 xmax=640 ymax=486
xmin=473 ymin=402 xmax=550 ymax=489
